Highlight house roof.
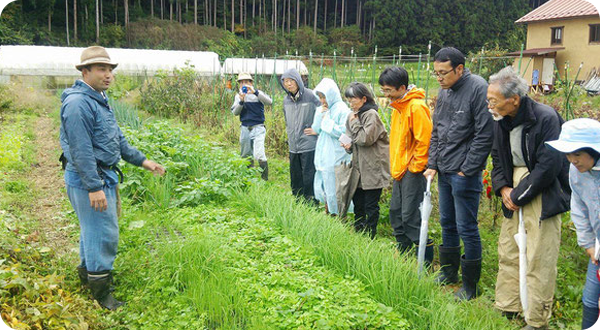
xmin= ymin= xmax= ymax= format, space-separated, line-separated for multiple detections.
xmin=516 ymin=0 xmax=599 ymax=24
xmin=506 ymin=47 xmax=565 ymax=56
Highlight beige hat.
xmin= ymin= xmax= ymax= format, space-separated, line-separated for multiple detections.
xmin=76 ymin=46 xmax=118 ymax=71
xmin=237 ymin=73 xmax=253 ymax=81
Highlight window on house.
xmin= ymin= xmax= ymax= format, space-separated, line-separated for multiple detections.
xmin=551 ymin=27 xmax=563 ymax=45
xmin=590 ymin=24 xmax=600 ymax=43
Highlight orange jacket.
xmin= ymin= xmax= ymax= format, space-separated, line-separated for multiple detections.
xmin=388 ymin=87 xmax=432 ymax=180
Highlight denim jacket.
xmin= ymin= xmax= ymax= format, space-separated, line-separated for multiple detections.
xmin=570 ymin=159 xmax=600 ymax=249
xmin=59 ymin=80 xmax=146 ymax=192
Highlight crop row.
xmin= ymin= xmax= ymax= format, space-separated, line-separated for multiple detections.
xmin=108 ymin=109 xmax=513 ymax=329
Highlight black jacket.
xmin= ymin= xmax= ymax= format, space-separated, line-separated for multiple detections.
xmin=491 ymin=96 xmax=570 ymax=220
xmin=428 ymin=69 xmax=493 ymax=176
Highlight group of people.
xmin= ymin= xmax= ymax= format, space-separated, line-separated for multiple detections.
xmin=231 ymin=47 xmax=600 ymax=330
xmin=61 ymin=45 xmax=600 ymax=330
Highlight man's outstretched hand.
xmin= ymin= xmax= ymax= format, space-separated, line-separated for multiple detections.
xmin=142 ymin=159 xmax=166 ymax=176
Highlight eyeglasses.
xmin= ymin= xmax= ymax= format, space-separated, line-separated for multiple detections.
xmin=485 ymin=99 xmax=502 ymax=108
xmin=431 ymin=69 xmax=455 ymax=78
xmin=380 ymin=87 xmax=395 ymax=94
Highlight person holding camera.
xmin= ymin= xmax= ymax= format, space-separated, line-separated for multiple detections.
xmin=231 ymin=73 xmax=273 ymax=180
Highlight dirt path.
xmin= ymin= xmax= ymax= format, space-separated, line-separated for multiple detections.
xmin=29 ymin=112 xmax=77 ymax=257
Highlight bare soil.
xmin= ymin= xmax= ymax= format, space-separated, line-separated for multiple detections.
xmin=30 ymin=113 xmax=77 ymax=257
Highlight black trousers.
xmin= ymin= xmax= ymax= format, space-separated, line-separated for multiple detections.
xmin=289 ymin=151 xmax=316 ymax=203
xmin=352 ymin=187 xmax=383 ymax=239
xmin=389 ymin=171 xmax=426 ymax=246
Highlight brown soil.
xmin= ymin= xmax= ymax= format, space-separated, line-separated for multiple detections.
xmin=30 ymin=113 xmax=77 ymax=257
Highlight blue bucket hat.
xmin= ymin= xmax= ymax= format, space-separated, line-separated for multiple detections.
xmin=546 ymin=118 xmax=600 ymax=154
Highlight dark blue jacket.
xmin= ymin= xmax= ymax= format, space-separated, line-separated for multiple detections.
xmin=230 ymin=89 xmax=273 ymax=126
xmin=59 ymin=80 xmax=146 ymax=192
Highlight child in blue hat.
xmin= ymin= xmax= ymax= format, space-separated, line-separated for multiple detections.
xmin=547 ymin=118 xmax=600 ymax=330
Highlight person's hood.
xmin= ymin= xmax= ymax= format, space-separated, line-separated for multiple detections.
xmin=280 ymin=68 xmax=305 ymax=97
xmin=389 ymin=85 xmax=425 ymax=109
xmin=313 ymin=78 xmax=342 ymax=108
xmin=61 ymin=79 xmax=107 ymax=105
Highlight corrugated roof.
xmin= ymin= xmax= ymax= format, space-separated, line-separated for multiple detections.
xmin=516 ymin=0 xmax=599 ymax=23
xmin=506 ymin=47 xmax=565 ymax=55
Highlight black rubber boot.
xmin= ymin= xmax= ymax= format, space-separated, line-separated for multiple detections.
xmin=88 ymin=271 xmax=124 ymax=310
xmin=259 ymin=160 xmax=268 ymax=181
xmin=582 ymin=304 xmax=599 ymax=329
xmin=395 ymin=236 xmax=413 ymax=254
xmin=413 ymin=238 xmax=434 ymax=269
xmin=423 ymin=239 xmax=434 ymax=269
xmin=454 ymin=256 xmax=481 ymax=301
xmin=435 ymin=245 xmax=460 ymax=285
xmin=77 ymin=266 xmax=88 ymax=286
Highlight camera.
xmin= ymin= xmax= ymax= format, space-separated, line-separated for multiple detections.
xmin=241 ymin=86 xmax=248 ymax=94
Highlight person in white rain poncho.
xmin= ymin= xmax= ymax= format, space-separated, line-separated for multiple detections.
xmin=305 ymin=78 xmax=352 ymax=215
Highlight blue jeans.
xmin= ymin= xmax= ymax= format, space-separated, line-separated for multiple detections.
xmin=438 ymin=172 xmax=482 ymax=260
xmin=583 ymin=259 xmax=600 ymax=308
xmin=65 ymin=170 xmax=119 ymax=273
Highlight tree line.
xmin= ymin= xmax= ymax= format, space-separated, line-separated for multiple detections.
xmin=1 ymin=0 xmax=538 ymax=56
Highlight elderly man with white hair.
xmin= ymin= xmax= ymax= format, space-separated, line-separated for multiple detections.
xmin=488 ymin=66 xmax=571 ymax=330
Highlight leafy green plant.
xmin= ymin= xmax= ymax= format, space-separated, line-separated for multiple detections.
xmin=140 ymin=66 xmax=205 ymax=121
xmin=234 ymin=184 xmax=513 ymax=329
xmin=0 ymin=123 xmax=27 ymax=170
xmin=110 ymin=99 xmax=143 ymax=129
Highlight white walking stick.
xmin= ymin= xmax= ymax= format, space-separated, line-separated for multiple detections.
xmin=417 ymin=175 xmax=433 ymax=276
xmin=514 ymin=208 xmax=528 ymax=313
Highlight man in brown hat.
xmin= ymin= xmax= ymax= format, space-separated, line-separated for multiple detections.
xmin=59 ymin=46 xmax=165 ymax=310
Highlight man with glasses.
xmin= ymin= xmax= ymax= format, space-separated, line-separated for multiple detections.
xmin=489 ymin=66 xmax=569 ymax=330
xmin=379 ymin=67 xmax=433 ymax=264
xmin=423 ymin=47 xmax=493 ymax=300
xmin=280 ymin=68 xmax=321 ymax=203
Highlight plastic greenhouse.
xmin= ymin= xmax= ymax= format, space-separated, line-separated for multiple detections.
xmin=221 ymin=58 xmax=308 ymax=76
xmin=0 ymin=45 xmax=221 ymax=86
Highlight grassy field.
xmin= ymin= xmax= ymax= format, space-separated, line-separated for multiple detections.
xmin=1 ymin=67 xmax=595 ymax=329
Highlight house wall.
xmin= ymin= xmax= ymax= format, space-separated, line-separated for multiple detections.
xmin=526 ymin=16 xmax=600 ymax=80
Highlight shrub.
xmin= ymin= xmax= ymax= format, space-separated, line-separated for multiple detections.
xmin=0 ymin=85 xmax=14 ymax=115
xmin=288 ymin=26 xmax=330 ymax=55
xmin=467 ymin=46 xmax=513 ymax=81
xmin=327 ymin=26 xmax=364 ymax=56
xmin=100 ymin=24 xmax=126 ymax=48
xmin=140 ymin=66 xmax=204 ymax=120
xmin=126 ymin=18 xmax=247 ymax=57
xmin=247 ymin=31 xmax=288 ymax=56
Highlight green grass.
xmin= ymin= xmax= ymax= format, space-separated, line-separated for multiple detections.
xmin=234 ymin=184 xmax=514 ymax=329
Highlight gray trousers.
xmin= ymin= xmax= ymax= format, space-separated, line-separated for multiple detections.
xmin=389 ymin=170 xmax=426 ymax=244
xmin=240 ymin=124 xmax=267 ymax=161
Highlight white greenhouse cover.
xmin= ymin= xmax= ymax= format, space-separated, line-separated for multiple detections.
xmin=222 ymin=58 xmax=308 ymax=76
xmin=0 ymin=45 xmax=221 ymax=77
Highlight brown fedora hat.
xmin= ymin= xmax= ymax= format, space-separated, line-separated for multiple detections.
xmin=75 ymin=46 xmax=118 ymax=71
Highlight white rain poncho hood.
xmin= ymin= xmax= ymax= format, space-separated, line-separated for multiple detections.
xmin=312 ymin=78 xmax=352 ymax=170
xmin=311 ymin=78 xmax=352 ymax=215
